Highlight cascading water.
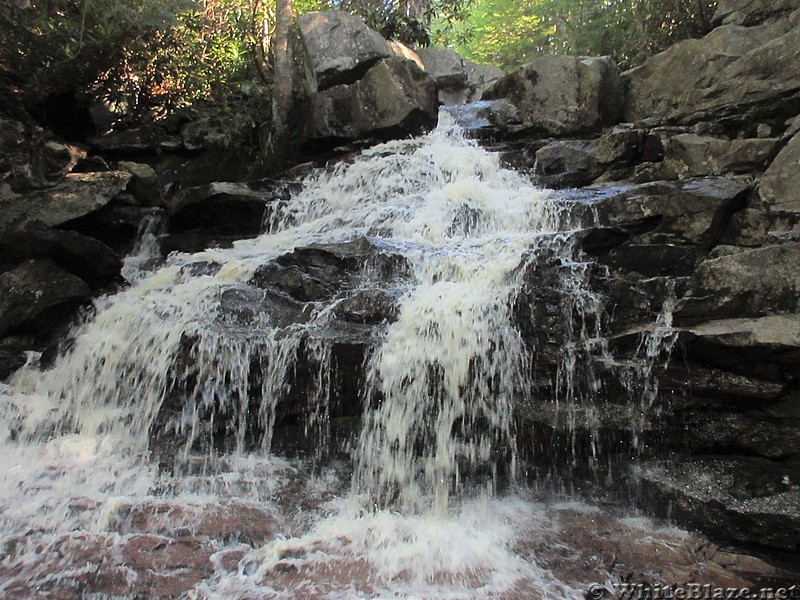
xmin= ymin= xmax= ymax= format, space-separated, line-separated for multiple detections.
xmin=0 ymin=115 xmax=678 ymax=598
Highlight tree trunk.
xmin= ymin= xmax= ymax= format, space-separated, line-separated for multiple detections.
xmin=272 ymin=0 xmax=294 ymax=145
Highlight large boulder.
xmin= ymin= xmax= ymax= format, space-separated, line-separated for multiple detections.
xmin=0 ymin=259 xmax=91 ymax=337
xmin=0 ymin=171 xmax=132 ymax=230
xmin=483 ymin=55 xmax=624 ymax=135
xmin=0 ymin=222 xmax=122 ymax=284
xmin=663 ymin=134 xmax=780 ymax=179
xmin=305 ymin=57 xmax=437 ymax=145
xmin=676 ymin=243 xmax=800 ymax=322
xmin=298 ymin=10 xmax=393 ymax=93
xmin=713 ymin=0 xmax=800 ymax=26
xmin=640 ymin=457 xmax=800 ymax=551
xmin=624 ymin=20 xmax=800 ymax=125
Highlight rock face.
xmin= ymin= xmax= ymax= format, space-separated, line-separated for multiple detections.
xmin=483 ymin=55 xmax=624 ymax=135
xmin=305 ymin=57 xmax=437 ymax=145
xmin=298 ymin=11 xmax=393 ymax=94
xmin=415 ymin=48 xmax=505 ymax=105
xmin=624 ymin=20 xmax=800 ymax=125
xmin=713 ymin=0 xmax=800 ymax=26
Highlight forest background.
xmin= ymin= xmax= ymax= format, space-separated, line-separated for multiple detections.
xmin=0 ymin=0 xmax=717 ymax=163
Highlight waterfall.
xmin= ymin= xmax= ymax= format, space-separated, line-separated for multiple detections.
xmin=0 ymin=115 xmax=676 ymax=598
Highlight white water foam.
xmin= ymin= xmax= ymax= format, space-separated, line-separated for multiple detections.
xmin=0 ymin=115 xmax=674 ymax=597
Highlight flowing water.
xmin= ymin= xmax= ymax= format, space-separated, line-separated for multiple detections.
xmin=0 ymin=116 xmax=681 ymax=598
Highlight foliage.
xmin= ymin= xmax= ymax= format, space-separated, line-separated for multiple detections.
xmin=334 ymin=0 xmax=475 ymax=46
xmin=441 ymin=0 xmax=717 ymax=71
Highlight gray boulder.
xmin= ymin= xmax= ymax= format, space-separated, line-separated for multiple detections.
xmin=305 ymin=57 xmax=437 ymax=143
xmin=0 ymin=170 xmax=132 ymax=230
xmin=483 ymin=55 xmax=624 ymax=135
xmin=298 ymin=10 xmax=392 ymax=93
xmin=663 ymin=134 xmax=779 ymax=179
xmin=676 ymin=243 xmax=800 ymax=321
xmin=624 ymin=20 xmax=800 ymax=125
xmin=416 ymin=47 xmax=467 ymax=89
xmin=713 ymin=0 xmax=800 ymax=26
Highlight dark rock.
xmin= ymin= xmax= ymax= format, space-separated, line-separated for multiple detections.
xmin=534 ymin=140 xmax=599 ymax=188
xmin=0 ymin=221 xmax=122 ymax=284
xmin=305 ymin=57 xmax=438 ymax=146
xmin=598 ymin=243 xmax=704 ymax=277
xmin=0 ymin=336 xmax=31 ymax=381
xmin=168 ymin=179 xmax=298 ymax=244
xmin=298 ymin=10 xmax=392 ymax=93
xmin=0 ymin=170 xmax=132 ymax=230
xmin=333 ymin=288 xmax=400 ymax=324
xmin=658 ymin=362 xmax=786 ymax=405
xmin=90 ymin=126 xmax=183 ymax=156
xmin=588 ymin=178 xmax=751 ymax=247
xmin=118 ymin=161 xmax=165 ymax=208
xmin=66 ymin=205 xmax=164 ymax=256
xmin=676 ymin=245 xmax=800 ymax=321
xmin=483 ymin=55 xmax=624 ymax=135
xmin=579 ymin=227 xmax=631 ymax=256
xmin=640 ymin=457 xmax=800 ymax=551
xmin=592 ymin=127 xmax=645 ymax=166
xmin=0 ymin=259 xmax=91 ymax=337
xmin=677 ymin=315 xmax=800 ymax=383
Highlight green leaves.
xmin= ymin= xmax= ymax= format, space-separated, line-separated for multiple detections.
xmin=437 ymin=0 xmax=717 ymax=71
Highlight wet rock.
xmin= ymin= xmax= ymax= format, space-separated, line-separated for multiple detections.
xmin=333 ymin=288 xmax=400 ymax=324
xmin=483 ymin=55 xmax=624 ymax=135
xmin=677 ymin=315 xmax=800 ymax=382
xmin=110 ymin=499 xmax=282 ymax=545
xmin=640 ymin=457 xmax=800 ymax=551
xmin=0 ymin=221 xmax=122 ymax=284
xmin=677 ymin=411 xmax=800 ymax=458
xmin=676 ymin=245 xmax=800 ymax=321
xmin=598 ymin=243 xmax=704 ymax=277
xmin=658 ymin=362 xmax=786 ymax=404
xmin=66 ymin=205 xmax=164 ymax=256
xmin=0 ymin=336 xmax=30 ymax=380
xmin=589 ymin=177 xmax=751 ymax=247
xmin=440 ymin=100 xmax=522 ymax=139
xmin=534 ymin=140 xmax=599 ymax=188
xmin=664 ymin=134 xmax=780 ymax=179
xmin=251 ymin=238 xmax=408 ymax=303
xmin=0 ymin=259 xmax=91 ymax=337
xmin=305 ymin=57 xmax=437 ymax=146
xmin=166 ymin=179 xmax=298 ymax=251
xmin=218 ymin=285 xmax=310 ymax=329
xmin=713 ymin=0 xmax=800 ymax=26
xmin=0 ymin=170 xmax=132 ymax=230
xmin=298 ymin=10 xmax=392 ymax=93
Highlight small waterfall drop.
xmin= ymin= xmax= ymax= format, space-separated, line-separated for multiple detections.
xmin=0 ymin=115 xmax=678 ymax=598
